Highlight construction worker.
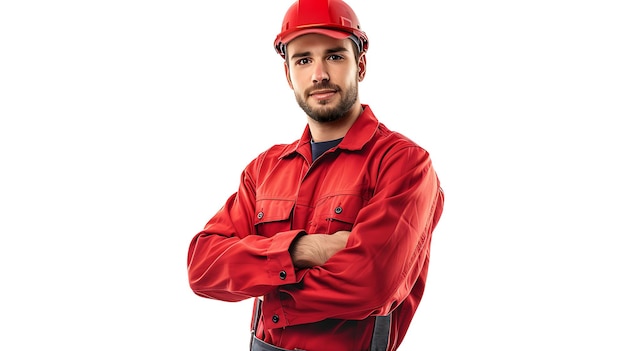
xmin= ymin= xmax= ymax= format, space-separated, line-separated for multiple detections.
xmin=187 ymin=0 xmax=445 ymax=350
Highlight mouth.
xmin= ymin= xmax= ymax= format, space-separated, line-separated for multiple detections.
xmin=309 ymin=89 xmax=337 ymax=100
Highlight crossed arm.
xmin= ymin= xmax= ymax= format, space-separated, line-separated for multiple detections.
xmin=289 ymin=230 xmax=351 ymax=268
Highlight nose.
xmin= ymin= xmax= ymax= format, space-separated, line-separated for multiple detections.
xmin=311 ymin=61 xmax=329 ymax=83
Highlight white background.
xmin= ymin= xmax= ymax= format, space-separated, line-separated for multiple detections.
xmin=1 ymin=1 xmax=625 ymax=350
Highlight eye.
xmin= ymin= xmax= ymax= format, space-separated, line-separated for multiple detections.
xmin=328 ymin=54 xmax=344 ymax=61
xmin=295 ymin=58 xmax=311 ymax=65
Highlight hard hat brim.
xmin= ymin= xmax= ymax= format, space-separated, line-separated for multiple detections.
xmin=280 ymin=28 xmax=352 ymax=46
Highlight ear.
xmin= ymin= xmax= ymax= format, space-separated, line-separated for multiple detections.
xmin=284 ymin=61 xmax=294 ymax=89
xmin=357 ymin=53 xmax=367 ymax=81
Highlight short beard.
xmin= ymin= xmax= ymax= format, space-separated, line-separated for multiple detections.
xmin=295 ymin=80 xmax=359 ymax=123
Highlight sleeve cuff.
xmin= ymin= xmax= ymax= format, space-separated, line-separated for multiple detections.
xmin=266 ymin=230 xmax=304 ymax=285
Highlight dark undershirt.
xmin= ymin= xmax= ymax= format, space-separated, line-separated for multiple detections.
xmin=311 ymin=138 xmax=343 ymax=161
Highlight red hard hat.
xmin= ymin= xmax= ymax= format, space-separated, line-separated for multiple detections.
xmin=274 ymin=0 xmax=369 ymax=58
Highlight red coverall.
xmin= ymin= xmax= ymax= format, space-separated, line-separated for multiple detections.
xmin=188 ymin=105 xmax=444 ymax=350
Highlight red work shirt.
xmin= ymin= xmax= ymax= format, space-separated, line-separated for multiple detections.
xmin=188 ymin=105 xmax=444 ymax=351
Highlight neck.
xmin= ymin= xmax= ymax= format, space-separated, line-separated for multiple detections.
xmin=308 ymin=103 xmax=363 ymax=142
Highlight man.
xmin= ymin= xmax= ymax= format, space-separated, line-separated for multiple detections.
xmin=187 ymin=0 xmax=445 ymax=350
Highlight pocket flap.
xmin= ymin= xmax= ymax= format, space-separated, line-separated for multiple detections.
xmin=254 ymin=199 xmax=295 ymax=225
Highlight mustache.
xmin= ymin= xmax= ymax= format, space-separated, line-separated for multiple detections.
xmin=306 ymin=82 xmax=341 ymax=96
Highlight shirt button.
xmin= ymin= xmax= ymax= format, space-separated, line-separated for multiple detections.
xmin=257 ymin=212 xmax=264 ymax=219
xmin=279 ymin=270 xmax=287 ymax=280
xmin=272 ymin=315 xmax=279 ymax=323
xmin=334 ymin=206 xmax=343 ymax=214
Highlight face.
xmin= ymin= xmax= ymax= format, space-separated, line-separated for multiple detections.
xmin=284 ymin=34 xmax=366 ymax=123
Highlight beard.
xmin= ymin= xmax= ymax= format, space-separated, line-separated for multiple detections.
xmin=295 ymin=79 xmax=359 ymax=123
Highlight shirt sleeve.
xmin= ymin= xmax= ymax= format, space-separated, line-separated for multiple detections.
xmin=261 ymin=145 xmax=444 ymax=328
xmin=187 ymin=157 xmax=303 ymax=302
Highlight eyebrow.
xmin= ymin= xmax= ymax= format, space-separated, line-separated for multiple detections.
xmin=289 ymin=46 xmax=349 ymax=61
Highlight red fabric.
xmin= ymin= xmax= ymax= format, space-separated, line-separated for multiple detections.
xmin=187 ymin=105 xmax=444 ymax=351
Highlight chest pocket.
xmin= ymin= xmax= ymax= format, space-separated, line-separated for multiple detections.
xmin=309 ymin=194 xmax=365 ymax=234
xmin=254 ymin=199 xmax=295 ymax=237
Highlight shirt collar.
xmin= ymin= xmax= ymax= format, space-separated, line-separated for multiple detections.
xmin=279 ymin=104 xmax=380 ymax=160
